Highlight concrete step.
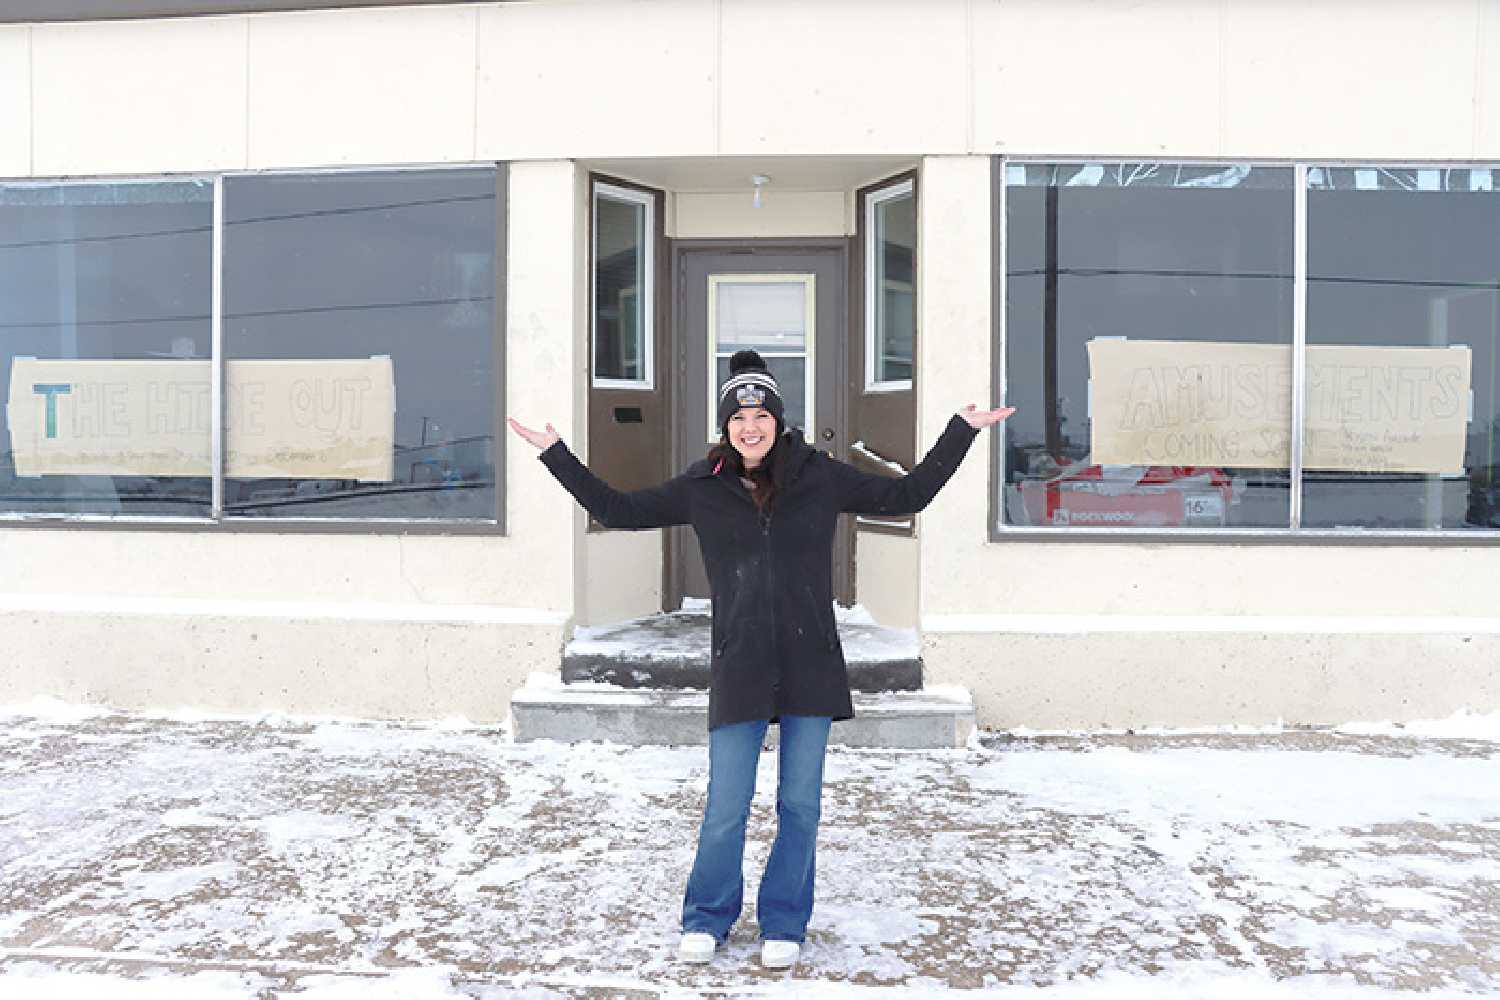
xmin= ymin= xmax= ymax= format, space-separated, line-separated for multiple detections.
xmin=511 ymin=674 xmax=976 ymax=749
xmin=562 ymin=607 xmax=922 ymax=693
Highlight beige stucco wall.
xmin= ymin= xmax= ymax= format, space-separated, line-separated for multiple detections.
xmin=9 ymin=1 xmax=1500 ymax=174
xmin=853 ymin=531 xmax=918 ymax=630
xmin=0 ymin=597 xmax=562 ymax=720
xmin=0 ymin=26 xmax=30 ymax=177
xmin=672 ymin=191 xmax=849 ymax=239
xmin=580 ymin=530 xmax=663 ymax=626
xmin=0 ymin=160 xmax=586 ymax=720
xmin=925 ymin=628 xmax=1500 ymax=731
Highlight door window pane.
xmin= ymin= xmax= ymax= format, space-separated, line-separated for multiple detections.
xmin=1003 ymin=163 xmax=1294 ymax=529
xmin=870 ymin=183 xmax=915 ymax=385
xmin=708 ymin=275 xmax=814 ymax=440
xmin=222 ymin=168 xmax=497 ymax=519
xmin=1305 ymin=168 xmax=1493 ymax=530
xmin=593 ymin=187 xmax=650 ymax=384
xmin=715 ymin=280 xmax=807 ymax=351
xmin=0 ymin=180 xmax=213 ymax=516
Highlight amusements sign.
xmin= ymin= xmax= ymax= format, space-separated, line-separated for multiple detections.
xmin=1088 ymin=340 xmax=1471 ymax=473
xmin=6 ymin=358 xmax=395 ymax=480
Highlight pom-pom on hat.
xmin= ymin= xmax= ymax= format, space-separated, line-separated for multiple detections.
xmin=716 ymin=349 xmax=785 ymax=433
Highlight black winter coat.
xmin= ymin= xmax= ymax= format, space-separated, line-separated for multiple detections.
xmin=538 ymin=414 xmax=980 ymax=730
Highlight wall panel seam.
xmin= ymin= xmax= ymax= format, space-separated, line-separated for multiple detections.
xmin=713 ymin=0 xmax=723 ymax=155
xmin=1473 ymin=0 xmax=1485 ymax=157
xmin=964 ymin=0 xmax=974 ymax=153
xmin=470 ymin=5 xmax=480 ymax=160
xmin=242 ymin=15 xmax=250 ymax=167
xmin=1216 ymin=0 xmax=1226 ymax=157
xmin=26 ymin=24 xmax=34 ymax=175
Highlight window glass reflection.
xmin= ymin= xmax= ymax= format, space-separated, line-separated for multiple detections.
xmin=1003 ymin=163 xmax=1294 ymax=529
xmin=873 ymin=189 xmax=914 ymax=384
xmin=0 ymin=180 xmax=213 ymax=516
xmin=1306 ymin=168 xmax=1498 ymax=529
xmin=716 ymin=281 xmax=807 ymax=351
xmin=594 ymin=192 xmax=646 ymax=383
xmin=222 ymin=168 xmax=497 ymax=519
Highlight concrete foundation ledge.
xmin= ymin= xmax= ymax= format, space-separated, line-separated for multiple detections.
xmin=0 ymin=595 xmax=569 ymax=721
xmin=919 ymin=620 xmax=1500 ymax=731
xmin=510 ymin=673 xmax=976 ymax=748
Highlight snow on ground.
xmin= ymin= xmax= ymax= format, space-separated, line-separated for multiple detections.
xmin=0 ymin=706 xmax=1497 ymax=998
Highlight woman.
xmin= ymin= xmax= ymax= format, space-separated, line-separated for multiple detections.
xmin=509 ymin=350 xmax=1012 ymax=970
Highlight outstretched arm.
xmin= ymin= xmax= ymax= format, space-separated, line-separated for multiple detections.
xmin=509 ymin=417 xmax=690 ymax=530
xmin=833 ymin=406 xmax=1015 ymax=516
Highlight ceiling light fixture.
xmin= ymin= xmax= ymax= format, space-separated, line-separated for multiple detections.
xmin=751 ymin=174 xmax=770 ymax=209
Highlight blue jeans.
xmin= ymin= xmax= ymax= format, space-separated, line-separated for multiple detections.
xmin=681 ymin=715 xmax=832 ymax=944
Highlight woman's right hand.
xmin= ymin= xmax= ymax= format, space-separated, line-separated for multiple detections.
xmin=507 ymin=417 xmax=560 ymax=451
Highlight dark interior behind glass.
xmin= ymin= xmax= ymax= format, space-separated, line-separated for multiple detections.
xmin=1003 ymin=166 xmax=1294 ymax=529
xmin=0 ymin=181 xmax=212 ymax=516
xmin=222 ymin=168 xmax=498 ymax=520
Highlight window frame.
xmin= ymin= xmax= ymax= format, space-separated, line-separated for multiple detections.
xmin=590 ymin=181 xmax=656 ymax=392
xmin=991 ymin=155 xmax=1500 ymax=545
xmin=863 ymin=177 xmax=916 ymax=393
xmin=0 ymin=161 xmax=508 ymax=535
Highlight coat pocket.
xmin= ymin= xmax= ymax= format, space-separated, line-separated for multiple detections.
xmin=803 ymin=584 xmax=838 ymax=651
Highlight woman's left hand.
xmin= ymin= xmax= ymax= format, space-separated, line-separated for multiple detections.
xmin=958 ymin=404 xmax=1016 ymax=429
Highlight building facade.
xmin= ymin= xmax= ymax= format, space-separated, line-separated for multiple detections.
xmin=3 ymin=0 xmax=1500 ymax=728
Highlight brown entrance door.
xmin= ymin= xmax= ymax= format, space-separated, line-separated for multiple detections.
xmin=669 ymin=242 xmax=850 ymax=608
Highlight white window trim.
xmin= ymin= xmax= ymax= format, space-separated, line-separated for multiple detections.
xmin=864 ymin=178 xmax=916 ymax=393
xmin=591 ymin=182 xmax=654 ymax=391
xmin=705 ymin=272 xmax=816 ymax=444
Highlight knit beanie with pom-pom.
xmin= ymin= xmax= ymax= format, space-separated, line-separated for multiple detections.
xmin=716 ymin=349 xmax=785 ymax=433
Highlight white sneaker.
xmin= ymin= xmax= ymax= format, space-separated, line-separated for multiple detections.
xmin=760 ymin=939 xmax=800 ymax=968
xmin=678 ymin=931 xmax=716 ymax=964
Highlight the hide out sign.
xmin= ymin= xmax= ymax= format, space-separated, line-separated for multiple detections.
xmin=1087 ymin=340 xmax=1472 ymax=474
xmin=6 ymin=358 xmax=395 ymax=480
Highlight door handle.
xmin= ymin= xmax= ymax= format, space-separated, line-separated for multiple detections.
xmin=821 ymin=428 xmax=834 ymax=441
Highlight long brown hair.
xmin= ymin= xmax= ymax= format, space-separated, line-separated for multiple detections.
xmin=707 ymin=432 xmax=782 ymax=515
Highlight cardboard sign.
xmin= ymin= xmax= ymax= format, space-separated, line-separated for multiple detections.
xmin=1088 ymin=340 xmax=1471 ymax=473
xmin=7 ymin=358 xmax=395 ymax=480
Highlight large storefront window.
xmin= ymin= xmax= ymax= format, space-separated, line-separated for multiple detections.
xmin=1 ymin=166 xmax=503 ymax=526
xmin=1306 ymin=168 xmax=1493 ymax=531
xmin=1002 ymin=163 xmax=1295 ymax=530
xmin=0 ymin=180 xmax=214 ymax=517
xmin=222 ymin=168 xmax=499 ymax=520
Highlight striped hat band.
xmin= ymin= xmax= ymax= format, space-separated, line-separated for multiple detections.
xmin=717 ymin=372 xmax=781 ymax=406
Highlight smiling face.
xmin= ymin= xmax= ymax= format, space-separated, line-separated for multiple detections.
xmin=726 ymin=407 xmax=778 ymax=469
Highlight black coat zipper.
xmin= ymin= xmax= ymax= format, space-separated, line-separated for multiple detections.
xmin=761 ymin=507 xmax=780 ymax=706
xmin=711 ymin=470 xmax=758 ymax=659
xmin=716 ymin=470 xmax=782 ymax=707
